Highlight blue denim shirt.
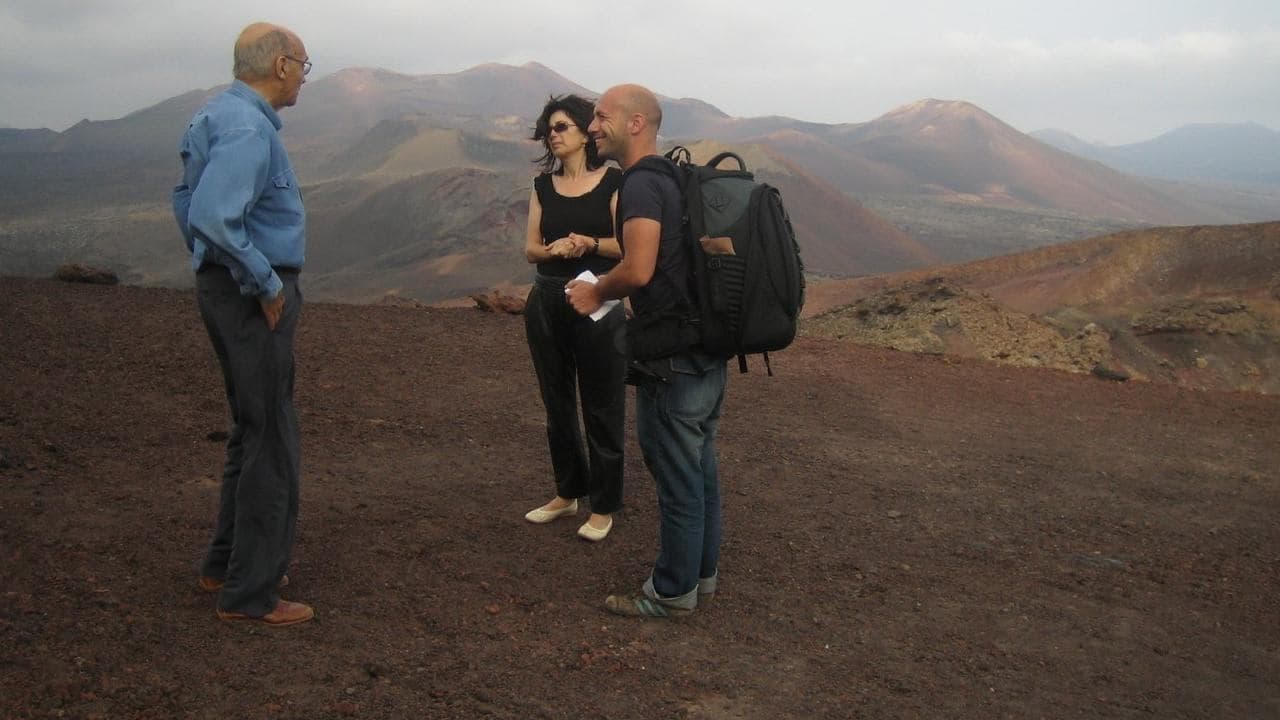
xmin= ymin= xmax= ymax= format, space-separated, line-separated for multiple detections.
xmin=172 ymin=80 xmax=305 ymax=300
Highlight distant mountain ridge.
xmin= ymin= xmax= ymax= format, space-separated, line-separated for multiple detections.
xmin=0 ymin=128 xmax=58 ymax=152
xmin=1 ymin=61 xmax=1278 ymax=304
xmin=1032 ymin=123 xmax=1280 ymax=186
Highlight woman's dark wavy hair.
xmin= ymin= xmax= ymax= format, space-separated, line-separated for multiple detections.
xmin=531 ymin=94 xmax=601 ymax=173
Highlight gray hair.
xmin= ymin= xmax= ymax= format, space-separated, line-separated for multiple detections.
xmin=233 ymin=29 xmax=293 ymax=80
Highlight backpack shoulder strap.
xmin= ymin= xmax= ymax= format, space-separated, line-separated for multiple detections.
xmin=620 ymin=153 xmax=696 ymax=314
xmin=627 ymin=154 xmax=683 ymax=188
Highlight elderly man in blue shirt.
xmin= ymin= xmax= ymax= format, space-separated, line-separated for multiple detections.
xmin=172 ymin=22 xmax=312 ymax=626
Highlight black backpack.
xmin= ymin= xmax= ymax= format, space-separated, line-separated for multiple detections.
xmin=628 ymin=147 xmax=805 ymax=374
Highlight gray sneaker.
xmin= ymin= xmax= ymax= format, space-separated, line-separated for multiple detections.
xmin=605 ymin=595 xmax=692 ymax=618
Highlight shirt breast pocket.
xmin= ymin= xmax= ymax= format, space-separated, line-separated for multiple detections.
xmin=263 ymin=168 xmax=304 ymax=219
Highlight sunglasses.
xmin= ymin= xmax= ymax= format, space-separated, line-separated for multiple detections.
xmin=548 ymin=121 xmax=577 ymax=135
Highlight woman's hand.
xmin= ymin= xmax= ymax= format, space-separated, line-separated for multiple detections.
xmin=546 ymin=237 xmax=574 ymax=258
xmin=566 ymin=233 xmax=597 ymax=256
xmin=548 ymin=234 xmax=596 ymax=258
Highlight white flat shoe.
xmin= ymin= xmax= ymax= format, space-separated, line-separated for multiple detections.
xmin=577 ymin=516 xmax=613 ymax=542
xmin=525 ymin=499 xmax=578 ymax=524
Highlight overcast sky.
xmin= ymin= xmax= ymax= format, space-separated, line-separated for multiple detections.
xmin=2 ymin=0 xmax=1277 ymax=144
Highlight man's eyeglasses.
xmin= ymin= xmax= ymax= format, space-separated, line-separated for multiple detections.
xmin=283 ymin=55 xmax=312 ymax=76
xmin=548 ymin=121 xmax=576 ymax=135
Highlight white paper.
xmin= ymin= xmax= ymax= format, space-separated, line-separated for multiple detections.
xmin=567 ymin=270 xmax=620 ymax=322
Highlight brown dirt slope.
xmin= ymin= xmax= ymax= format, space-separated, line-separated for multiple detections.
xmin=1 ymin=276 xmax=1278 ymax=719
xmin=805 ymin=222 xmax=1280 ymax=394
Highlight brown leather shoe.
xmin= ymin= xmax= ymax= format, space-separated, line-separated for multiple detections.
xmin=198 ymin=574 xmax=289 ymax=593
xmin=216 ymin=599 xmax=314 ymax=626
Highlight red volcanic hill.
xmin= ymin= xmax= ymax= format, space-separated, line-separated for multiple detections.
xmin=302 ymin=167 xmax=531 ymax=303
xmin=760 ymin=153 xmax=937 ymax=276
xmin=813 ymin=221 xmax=1280 ymax=313
xmin=284 ymin=63 xmax=596 ymax=150
xmin=805 ymin=221 xmax=1280 ymax=394
xmin=780 ymin=99 xmax=1224 ymax=224
xmin=752 ymin=128 xmax=915 ymax=196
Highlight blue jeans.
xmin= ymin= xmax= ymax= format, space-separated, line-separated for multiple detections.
xmin=634 ymin=351 xmax=728 ymax=608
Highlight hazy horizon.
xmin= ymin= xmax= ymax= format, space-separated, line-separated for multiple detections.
xmin=2 ymin=1 xmax=1278 ymax=144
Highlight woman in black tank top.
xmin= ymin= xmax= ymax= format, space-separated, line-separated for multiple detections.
xmin=521 ymin=95 xmax=626 ymax=542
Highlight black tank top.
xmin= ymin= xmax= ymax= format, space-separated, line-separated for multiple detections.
xmin=533 ymin=167 xmax=622 ymax=278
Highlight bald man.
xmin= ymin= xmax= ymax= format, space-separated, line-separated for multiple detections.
xmin=173 ymin=23 xmax=313 ymax=625
xmin=567 ymin=85 xmax=729 ymax=618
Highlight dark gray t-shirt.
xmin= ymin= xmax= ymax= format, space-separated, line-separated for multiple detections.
xmin=617 ymin=158 xmax=690 ymax=317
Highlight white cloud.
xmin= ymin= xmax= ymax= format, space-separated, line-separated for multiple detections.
xmin=0 ymin=1 xmax=1277 ymax=143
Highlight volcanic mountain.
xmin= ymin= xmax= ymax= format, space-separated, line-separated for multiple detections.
xmin=1 ymin=62 xmax=1276 ymax=303
xmin=769 ymin=99 xmax=1216 ymax=223
xmin=0 ymin=63 xmax=941 ymax=301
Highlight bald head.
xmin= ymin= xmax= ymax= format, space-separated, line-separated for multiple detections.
xmin=591 ymin=83 xmax=665 ymax=168
xmin=608 ymin=84 xmax=663 ymax=134
xmin=233 ymin=22 xmax=300 ymax=81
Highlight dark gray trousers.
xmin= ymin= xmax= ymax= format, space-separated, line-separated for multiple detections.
xmin=524 ymin=277 xmax=627 ymax=514
xmin=196 ymin=267 xmax=301 ymax=617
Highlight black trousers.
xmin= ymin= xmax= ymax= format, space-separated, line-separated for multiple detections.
xmin=524 ymin=276 xmax=627 ymax=514
xmin=196 ymin=266 xmax=301 ymax=617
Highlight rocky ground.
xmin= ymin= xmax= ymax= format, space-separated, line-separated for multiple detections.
xmin=2 ymin=276 xmax=1278 ymax=719
xmin=804 ymin=278 xmax=1115 ymax=375
xmin=805 ymin=276 xmax=1280 ymax=394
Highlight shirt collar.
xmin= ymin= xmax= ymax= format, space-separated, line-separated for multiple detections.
xmin=228 ymin=79 xmax=283 ymax=131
